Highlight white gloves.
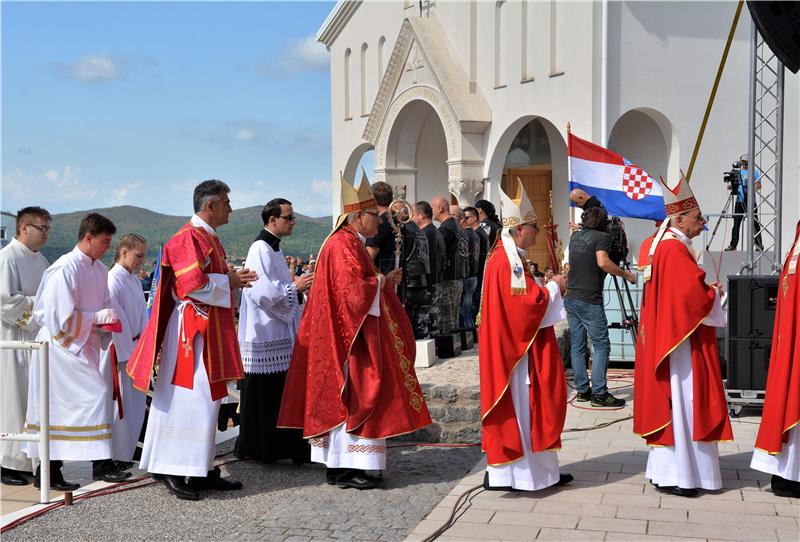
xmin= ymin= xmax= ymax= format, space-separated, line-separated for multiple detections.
xmin=93 ymin=308 xmax=119 ymax=325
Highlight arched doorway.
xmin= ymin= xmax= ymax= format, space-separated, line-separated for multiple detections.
xmin=488 ymin=117 xmax=568 ymax=271
xmin=343 ymin=143 xmax=375 ymax=185
xmin=383 ymin=99 xmax=449 ymax=203
xmin=608 ymin=108 xmax=679 ymax=253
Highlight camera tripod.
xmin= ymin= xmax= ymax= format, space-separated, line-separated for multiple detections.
xmin=705 ymin=188 xmax=739 ymax=252
xmin=609 ymin=261 xmax=639 ymax=344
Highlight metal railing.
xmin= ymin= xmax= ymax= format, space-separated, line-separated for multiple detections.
xmin=0 ymin=340 xmax=50 ymax=504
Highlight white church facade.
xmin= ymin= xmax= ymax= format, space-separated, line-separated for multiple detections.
xmin=318 ymin=0 xmax=799 ymax=268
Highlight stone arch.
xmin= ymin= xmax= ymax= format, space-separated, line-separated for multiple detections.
xmin=486 ymin=115 xmax=569 ymax=266
xmin=608 ymin=107 xmax=680 ymax=183
xmin=342 ymin=142 xmax=375 ymax=185
xmin=374 ymin=86 xmax=460 ymax=173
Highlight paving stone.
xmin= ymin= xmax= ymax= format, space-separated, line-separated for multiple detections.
xmin=532 ymin=501 xmax=617 ymax=518
xmin=577 ymin=516 xmax=647 ymax=534
xmin=617 ymin=506 xmax=687 ymax=522
xmin=600 ymin=492 xmax=661 ymax=508
xmin=648 ymin=520 xmax=779 ymax=541
xmin=490 ymin=511 xmax=579 ymax=529
xmin=534 ymin=527 xmax=605 ymax=540
xmin=775 ymin=503 xmax=800 ymax=517
xmin=688 ymin=510 xmax=798 ymax=530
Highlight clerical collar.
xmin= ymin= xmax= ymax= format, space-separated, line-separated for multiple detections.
xmin=355 ymin=231 xmax=366 ymax=245
xmin=255 ymin=228 xmax=281 ymax=251
xmin=191 ymin=214 xmax=217 ymax=236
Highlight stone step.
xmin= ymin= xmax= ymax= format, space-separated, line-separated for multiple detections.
xmin=398 ymin=382 xmax=482 ymax=444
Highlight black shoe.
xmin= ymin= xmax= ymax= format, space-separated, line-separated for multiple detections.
xmin=114 ymin=461 xmax=134 ymax=471
xmin=724 ymin=245 xmax=737 ymax=251
xmin=771 ymin=475 xmax=800 ymax=498
xmin=363 ymin=472 xmax=385 ymax=486
xmin=575 ymin=389 xmax=591 ymax=402
xmin=337 ymin=469 xmax=377 ymax=490
xmin=555 ymin=473 xmax=573 ymax=487
xmin=189 ymin=466 xmax=243 ymax=491
xmin=326 ymin=468 xmax=344 ymax=485
xmin=92 ymin=459 xmax=132 ymax=482
xmin=656 ymin=485 xmax=698 ymax=498
xmin=1 ymin=467 xmax=29 ymax=486
xmin=591 ymin=392 xmax=626 ymax=407
xmin=482 ymin=471 xmax=514 ymax=492
xmin=34 ymin=463 xmax=80 ymax=492
xmin=155 ymin=474 xmax=201 ymax=500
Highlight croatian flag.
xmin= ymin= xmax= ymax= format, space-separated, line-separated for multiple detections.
xmin=568 ymin=132 xmax=666 ymax=221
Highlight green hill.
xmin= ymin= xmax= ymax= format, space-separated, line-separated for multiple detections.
xmin=33 ymin=205 xmax=331 ymax=268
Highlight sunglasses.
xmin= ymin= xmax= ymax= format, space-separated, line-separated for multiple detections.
xmin=279 ymin=215 xmax=297 ymax=222
xmin=26 ymin=223 xmax=51 ymax=233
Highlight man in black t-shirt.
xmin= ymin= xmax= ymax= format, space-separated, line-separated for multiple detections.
xmin=464 ymin=206 xmax=489 ymax=322
xmin=409 ymin=201 xmax=445 ymax=339
xmin=366 ymin=182 xmax=399 ymax=275
xmin=565 ymin=207 xmax=636 ymax=408
xmin=452 ymin=205 xmax=478 ymax=329
xmin=475 ymin=199 xmax=501 ymax=248
xmin=431 ymin=196 xmax=463 ymax=335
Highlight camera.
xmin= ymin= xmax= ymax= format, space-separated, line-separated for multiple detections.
xmin=723 ymin=161 xmax=742 ymax=193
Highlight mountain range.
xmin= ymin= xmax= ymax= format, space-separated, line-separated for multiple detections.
xmin=34 ymin=205 xmax=332 ymax=267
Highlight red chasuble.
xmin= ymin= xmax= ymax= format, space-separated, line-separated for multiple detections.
xmin=633 ymin=237 xmax=733 ymax=446
xmin=127 ymin=223 xmax=243 ymax=401
xmin=755 ymin=221 xmax=800 ymax=454
xmin=479 ymin=239 xmax=567 ymax=466
xmin=277 ymin=225 xmax=431 ymax=439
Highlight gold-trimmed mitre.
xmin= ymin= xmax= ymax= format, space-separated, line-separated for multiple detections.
xmin=341 ymin=169 xmax=377 ymax=213
xmin=499 ymin=177 xmax=537 ymax=227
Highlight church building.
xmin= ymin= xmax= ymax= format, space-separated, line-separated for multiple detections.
xmin=318 ymin=0 xmax=798 ymax=268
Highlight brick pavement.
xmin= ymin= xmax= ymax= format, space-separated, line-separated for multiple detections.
xmin=407 ymin=387 xmax=799 ymax=542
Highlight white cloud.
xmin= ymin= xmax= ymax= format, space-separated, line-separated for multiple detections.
xmin=235 ymin=129 xmax=254 ymax=141
xmin=257 ymin=35 xmax=328 ymax=78
xmin=54 ymin=53 xmax=127 ymax=83
xmin=112 ymin=181 xmax=143 ymax=204
xmin=311 ymin=179 xmax=331 ymax=196
xmin=2 ymin=166 xmax=97 ymax=210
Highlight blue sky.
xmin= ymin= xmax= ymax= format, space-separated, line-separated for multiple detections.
xmin=2 ymin=1 xmax=336 ymax=217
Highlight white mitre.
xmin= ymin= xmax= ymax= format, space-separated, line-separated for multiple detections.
xmin=499 ymin=178 xmax=538 ymax=294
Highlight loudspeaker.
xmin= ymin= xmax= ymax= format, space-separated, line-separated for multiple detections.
xmin=435 ymin=334 xmax=461 ymax=359
xmin=727 ymin=337 xmax=771 ymax=391
xmin=747 ymin=1 xmax=800 ymax=74
xmin=727 ymin=275 xmax=779 ymax=339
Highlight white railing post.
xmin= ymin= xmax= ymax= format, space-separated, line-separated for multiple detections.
xmin=0 ymin=340 xmax=50 ymax=504
xmin=38 ymin=341 xmax=50 ymax=504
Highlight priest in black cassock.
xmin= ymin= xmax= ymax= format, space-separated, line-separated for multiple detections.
xmin=235 ymin=198 xmax=314 ymax=463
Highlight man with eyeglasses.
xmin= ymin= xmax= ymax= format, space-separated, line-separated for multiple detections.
xmin=279 ymin=176 xmax=430 ymax=491
xmin=0 ymin=207 xmax=51 ymax=486
xmin=236 ymin=198 xmax=313 ymax=465
xmin=634 ymin=174 xmax=732 ymax=498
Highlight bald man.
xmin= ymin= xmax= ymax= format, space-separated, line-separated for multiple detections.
xmin=431 ymin=197 xmax=463 ymax=335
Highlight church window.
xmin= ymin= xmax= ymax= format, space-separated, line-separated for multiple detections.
xmin=344 ymin=48 xmax=352 ymax=120
xmin=361 ymin=43 xmax=369 ymax=117
xmin=550 ymin=0 xmax=565 ymax=77
xmin=494 ymin=0 xmax=507 ymax=88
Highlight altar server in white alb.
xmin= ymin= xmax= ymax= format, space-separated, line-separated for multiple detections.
xmin=235 ymin=198 xmax=313 ymax=464
xmin=25 ymin=213 xmax=132 ymax=489
xmin=0 ymin=207 xmax=51 ymax=487
xmin=127 ymin=180 xmax=257 ymax=501
xmin=99 ymin=233 xmax=149 ymax=468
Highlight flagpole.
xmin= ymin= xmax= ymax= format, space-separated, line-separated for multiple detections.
xmin=566 ymin=123 xmax=578 ymax=239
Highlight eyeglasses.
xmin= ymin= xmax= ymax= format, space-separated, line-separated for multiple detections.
xmin=25 ymin=224 xmax=51 ymax=233
xmin=362 ymin=211 xmax=379 ymax=218
xmin=279 ymin=215 xmax=296 ymax=222
xmin=684 ymin=213 xmax=706 ymax=222
xmin=525 ymin=222 xmax=540 ymax=231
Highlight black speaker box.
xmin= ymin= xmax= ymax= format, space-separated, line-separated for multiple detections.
xmin=747 ymin=1 xmax=800 ymax=74
xmin=727 ymin=275 xmax=779 ymax=339
xmin=458 ymin=329 xmax=475 ymax=351
xmin=435 ymin=334 xmax=462 ymax=359
xmin=727 ymin=337 xmax=771 ymax=391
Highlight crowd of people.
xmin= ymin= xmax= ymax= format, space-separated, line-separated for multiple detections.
xmin=0 ymin=173 xmax=797 ymax=504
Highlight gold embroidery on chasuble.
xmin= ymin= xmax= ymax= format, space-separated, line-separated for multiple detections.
xmin=783 ymin=276 xmax=790 ymax=297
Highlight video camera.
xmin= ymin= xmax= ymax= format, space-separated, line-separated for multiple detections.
xmin=723 ymin=161 xmax=742 ymax=194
